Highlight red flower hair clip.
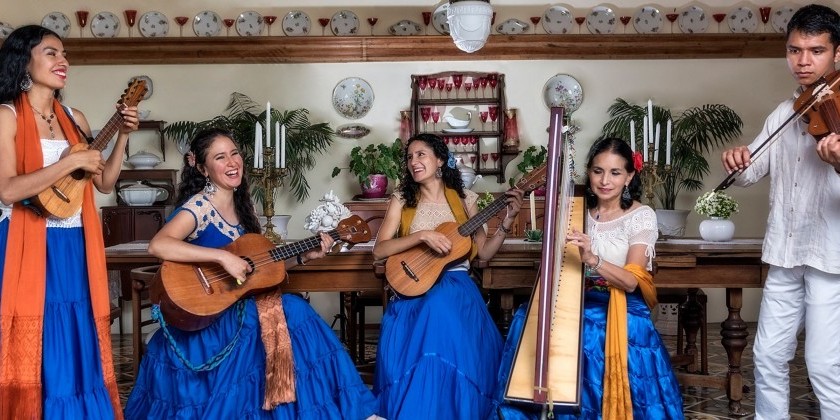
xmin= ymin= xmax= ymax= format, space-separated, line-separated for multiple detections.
xmin=632 ymin=151 xmax=644 ymax=172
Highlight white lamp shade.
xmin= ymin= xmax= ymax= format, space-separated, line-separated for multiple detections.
xmin=447 ymin=1 xmax=493 ymax=53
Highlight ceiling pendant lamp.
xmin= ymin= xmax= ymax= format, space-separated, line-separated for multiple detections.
xmin=447 ymin=0 xmax=493 ymax=53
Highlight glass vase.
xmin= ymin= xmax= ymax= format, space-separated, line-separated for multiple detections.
xmin=503 ymin=108 xmax=520 ymax=152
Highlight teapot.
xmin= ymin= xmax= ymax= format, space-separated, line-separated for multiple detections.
xmin=444 ymin=112 xmax=472 ymax=129
xmin=118 ymin=181 xmax=168 ymax=206
xmin=126 ymin=150 xmax=162 ymax=169
xmin=456 ymin=157 xmax=482 ymax=189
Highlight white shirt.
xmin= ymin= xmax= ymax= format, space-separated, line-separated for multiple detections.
xmin=733 ymin=96 xmax=840 ymax=274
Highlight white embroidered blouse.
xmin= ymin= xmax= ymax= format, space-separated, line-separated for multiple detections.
xmin=586 ymin=205 xmax=658 ymax=272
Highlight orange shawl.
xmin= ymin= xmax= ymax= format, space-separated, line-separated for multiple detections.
xmin=0 ymin=96 xmax=122 ymax=417
xmin=601 ymin=263 xmax=657 ymax=420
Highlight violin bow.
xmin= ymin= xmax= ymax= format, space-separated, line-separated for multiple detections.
xmin=714 ymin=74 xmax=840 ymax=191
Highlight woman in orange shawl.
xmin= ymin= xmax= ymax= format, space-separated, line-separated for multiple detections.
xmin=0 ymin=25 xmax=138 ymax=418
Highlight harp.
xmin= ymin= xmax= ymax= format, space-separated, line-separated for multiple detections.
xmin=504 ymin=107 xmax=586 ymax=415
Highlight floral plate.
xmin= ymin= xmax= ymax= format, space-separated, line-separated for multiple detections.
xmin=586 ymin=6 xmax=617 ymax=34
xmin=542 ymin=5 xmax=574 ymax=35
xmin=331 ymin=10 xmax=359 ymax=36
xmin=389 ymin=20 xmax=422 ymax=36
xmin=496 ymin=18 xmax=529 ymax=35
xmin=91 ymin=11 xmax=120 ymax=38
xmin=727 ymin=6 xmax=757 ymax=33
xmin=678 ymin=5 xmax=708 ymax=34
xmin=139 ymin=11 xmax=168 ymax=38
xmin=335 ymin=124 xmax=371 ymax=139
xmin=633 ymin=6 xmax=663 ymax=34
xmin=0 ymin=21 xmax=14 ymax=39
xmin=432 ymin=3 xmax=450 ymax=35
xmin=332 ymin=77 xmax=374 ymax=120
xmin=236 ymin=11 xmax=264 ymax=36
xmin=193 ymin=10 xmax=222 ymax=37
xmin=282 ymin=10 xmax=311 ymax=36
xmin=543 ymin=74 xmax=583 ymax=113
xmin=41 ymin=12 xmax=71 ymax=38
xmin=771 ymin=6 xmax=795 ymax=34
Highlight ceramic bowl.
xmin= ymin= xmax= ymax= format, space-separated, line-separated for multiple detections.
xmin=126 ymin=151 xmax=162 ymax=169
xmin=119 ymin=181 xmax=167 ymax=206
xmin=138 ymin=109 xmax=151 ymax=120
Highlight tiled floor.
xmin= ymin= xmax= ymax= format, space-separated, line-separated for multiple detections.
xmin=112 ymin=323 xmax=820 ymax=418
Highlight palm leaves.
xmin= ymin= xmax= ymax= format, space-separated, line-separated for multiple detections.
xmin=162 ymin=92 xmax=334 ymax=203
xmin=601 ymin=98 xmax=742 ymax=209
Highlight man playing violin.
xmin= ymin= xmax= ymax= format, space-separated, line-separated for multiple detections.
xmin=721 ymin=4 xmax=840 ymax=419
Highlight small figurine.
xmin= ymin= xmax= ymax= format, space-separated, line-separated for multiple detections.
xmin=303 ymin=190 xmax=352 ymax=234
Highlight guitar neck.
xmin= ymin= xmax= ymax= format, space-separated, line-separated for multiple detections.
xmin=89 ymin=111 xmax=123 ymax=152
xmin=267 ymin=229 xmax=342 ymax=262
xmin=457 ymin=197 xmax=509 ymax=237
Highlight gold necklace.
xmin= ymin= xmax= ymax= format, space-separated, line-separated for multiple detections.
xmin=31 ymin=106 xmax=56 ymax=139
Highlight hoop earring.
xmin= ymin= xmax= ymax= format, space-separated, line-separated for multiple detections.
xmin=204 ymin=177 xmax=217 ymax=195
xmin=435 ymin=167 xmax=443 ymax=178
xmin=621 ymin=185 xmax=631 ymax=202
xmin=19 ymin=73 xmax=32 ymax=92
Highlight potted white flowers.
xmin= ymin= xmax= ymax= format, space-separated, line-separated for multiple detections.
xmin=694 ymin=191 xmax=739 ymax=241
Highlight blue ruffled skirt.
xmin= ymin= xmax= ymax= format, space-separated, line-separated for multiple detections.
xmin=374 ymin=270 xmax=502 ymax=419
xmin=495 ymin=289 xmax=683 ymax=419
xmin=0 ymin=220 xmax=117 ymax=419
xmin=124 ymin=293 xmax=377 ymax=419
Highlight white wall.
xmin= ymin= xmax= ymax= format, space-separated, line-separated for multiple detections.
xmin=5 ymin=0 xmax=821 ymax=326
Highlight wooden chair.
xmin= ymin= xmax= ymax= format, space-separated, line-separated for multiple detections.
xmin=658 ymin=288 xmax=708 ymax=375
xmin=130 ymin=265 xmax=159 ymax=376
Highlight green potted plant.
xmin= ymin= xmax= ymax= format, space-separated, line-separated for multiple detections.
xmin=694 ymin=191 xmax=739 ymax=241
xmin=601 ymin=98 xmax=742 ymax=236
xmin=509 ymin=145 xmax=547 ymax=195
xmin=332 ymin=139 xmax=403 ymax=198
xmin=162 ymin=92 xmax=335 ymax=204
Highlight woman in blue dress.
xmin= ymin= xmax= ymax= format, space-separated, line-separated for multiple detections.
xmin=372 ymin=133 xmax=523 ymax=419
xmin=495 ymin=138 xmax=683 ymax=419
xmin=125 ymin=128 xmax=378 ymax=419
xmin=0 ymin=25 xmax=138 ymax=418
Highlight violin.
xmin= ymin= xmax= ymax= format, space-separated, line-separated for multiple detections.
xmin=714 ymin=69 xmax=840 ymax=191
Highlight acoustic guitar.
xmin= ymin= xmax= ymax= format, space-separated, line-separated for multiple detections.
xmin=31 ymin=79 xmax=148 ymax=218
xmin=151 ymin=215 xmax=371 ymax=331
xmin=385 ymin=163 xmax=548 ymax=296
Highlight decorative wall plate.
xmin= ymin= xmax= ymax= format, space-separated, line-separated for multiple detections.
xmin=542 ymin=5 xmax=574 ymax=35
xmin=236 ymin=11 xmax=263 ymax=36
xmin=633 ymin=6 xmax=663 ymax=34
xmin=139 ymin=11 xmax=169 ymax=38
xmin=432 ymin=3 xmax=450 ymax=35
xmin=586 ymin=6 xmax=617 ymax=35
xmin=727 ymin=6 xmax=758 ymax=33
xmin=771 ymin=6 xmax=795 ymax=34
xmin=331 ymin=10 xmax=359 ymax=36
xmin=389 ymin=20 xmax=422 ymax=36
xmin=496 ymin=18 xmax=529 ymax=35
xmin=0 ymin=21 xmax=14 ymax=39
xmin=678 ymin=5 xmax=708 ymax=34
xmin=193 ymin=10 xmax=222 ymax=37
xmin=129 ymin=75 xmax=153 ymax=100
xmin=543 ymin=74 xmax=583 ymax=113
xmin=282 ymin=11 xmax=311 ymax=36
xmin=41 ymin=12 xmax=71 ymax=38
xmin=335 ymin=124 xmax=371 ymax=139
xmin=91 ymin=11 xmax=120 ymax=38
xmin=332 ymin=77 xmax=374 ymax=120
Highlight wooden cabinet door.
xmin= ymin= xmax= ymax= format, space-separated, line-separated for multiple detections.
xmin=102 ymin=206 xmax=133 ymax=246
xmin=133 ymin=208 xmax=166 ymax=240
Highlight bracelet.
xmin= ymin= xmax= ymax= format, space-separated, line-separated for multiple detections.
xmin=590 ymin=255 xmax=604 ymax=272
xmin=498 ymin=224 xmax=512 ymax=234
xmin=296 ymin=254 xmax=306 ymax=265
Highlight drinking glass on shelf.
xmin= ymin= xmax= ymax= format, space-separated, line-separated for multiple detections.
xmin=491 ymin=152 xmax=500 ymax=170
xmin=469 ymin=136 xmax=478 ymax=152
xmin=422 ymin=12 xmax=432 ymax=35
xmin=452 ymin=74 xmax=463 ymax=98
xmin=418 ymin=76 xmax=428 ymax=99
xmin=619 ymin=16 xmax=631 ymax=33
xmin=470 ymin=154 xmax=477 ymax=169
xmin=666 ymin=11 xmax=678 ymax=33
xmin=464 ymin=82 xmax=472 ymax=99
xmin=174 ymin=16 xmax=189 ymax=37
xmin=428 ymin=78 xmax=438 ymax=99
xmin=445 ymin=83 xmax=453 ymax=100
xmin=478 ymin=76 xmax=488 ymax=98
xmin=318 ymin=18 xmax=330 ymax=36
xmin=437 ymin=78 xmax=446 ymax=100
xmin=76 ymin=11 xmax=89 ymax=38
xmin=223 ymin=19 xmax=235 ymax=36
xmin=713 ymin=13 xmax=726 ymax=33
xmin=479 ymin=111 xmax=488 ymax=131
xmin=487 ymin=74 xmax=498 ymax=98
xmin=420 ymin=107 xmax=431 ymax=132
xmin=759 ymin=7 xmax=771 ymax=32
xmin=453 ymin=137 xmax=462 ymax=153
xmin=481 ymin=153 xmax=489 ymax=170
xmin=264 ymin=15 xmax=277 ymax=36
xmin=530 ymin=16 xmax=541 ymax=34
xmin=367 ymin=17 xmax=378 ymax=35
xmin=431 ymin=110 xmax=440 ymax=131
xmin=575 ymin=17 xmax=586 ymax=34
xmin=488 ymin=106 xmax=499 ymax=130
xmin=125 ymin=10 xmax=137 ymax=37
xmin=443 ymin=136 xmax=451 ymax=151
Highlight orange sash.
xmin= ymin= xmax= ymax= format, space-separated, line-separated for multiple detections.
xmin=399 ymin=187 xmax=478 ymax=261
xmin=0 ymin=95 xmax=122 ymax=417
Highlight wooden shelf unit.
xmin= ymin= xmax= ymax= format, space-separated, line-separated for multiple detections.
xmin=62 ymin=34 xmax=785 ymax=65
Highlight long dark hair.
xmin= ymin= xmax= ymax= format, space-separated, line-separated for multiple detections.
xmin=583 ymin=137 xmax=642 ymax=210
xmin=399 ymin=133 xmax=464 ymax=208
xmin=176 ymin=128 xmax=261 ymax=234
xmin=0 ymin=25 xmax=62 ymax=103
xmin=787 ymin=4 xmax=840 ymax=47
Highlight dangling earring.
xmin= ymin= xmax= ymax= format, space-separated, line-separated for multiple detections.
xmin=435 ymin=167 xmax=443 ymax=178
xmin=621 ymin=185 xmax=631 ymax=202
xmin=19 ymin=73 xmax=32 ymax=92
xmin=204 ymin=177 xmax=217 ymax=195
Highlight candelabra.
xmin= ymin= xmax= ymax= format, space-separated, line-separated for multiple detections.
xmin=250 ymin=146 xmax=288 ymax=244
xmin=639 ymin=157 xmax=671 ymax=209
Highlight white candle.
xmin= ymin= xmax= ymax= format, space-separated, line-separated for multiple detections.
xmin=647 ymin=99 xmax=654 ymax=144
xmin=629 ymin=120 xmax=636 ymax=153
xmin=654 ymin=123 xmax=661 ymax=163
xmin=529 ymin=192 xmax=536 ymax=231
xmin=275 ymin=122 xmax=281 ymax=168
xmin=254 ymin=122 xmax=263 ymax=168
xmin=265 ymin=102 xmax=271 ymax=147
xmin=280 ymin=124 xmax=286 ymax=169
xmin=642 ymin=118 xmax=649 ymax=162
xmin=666 ymin=119 xmax=672 ymax=165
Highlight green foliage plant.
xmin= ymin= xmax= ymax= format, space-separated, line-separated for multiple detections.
xmin=331 ymin=139 xmax=403 ymax=187
xmin=509 ymin=145 xmax=547 ymax=187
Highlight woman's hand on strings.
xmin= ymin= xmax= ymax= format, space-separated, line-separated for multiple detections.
xmin=566 ymin=228 xmax=597 ymax=266
xmin=721 ymin=146 xmax=752 ymax=174
xmin=503 ymin=188 xmax=525 ymax=219
xmin=420 ymin=230 xmax=452 ymax=255
xmin=219 ymin=251 xmax=252 ymax=285
xmin=302 ymin=232 xmax=336 ymax=262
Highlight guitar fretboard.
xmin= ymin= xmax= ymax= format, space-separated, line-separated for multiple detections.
xmin=267 ymin=229 xmax=343 ymax=262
